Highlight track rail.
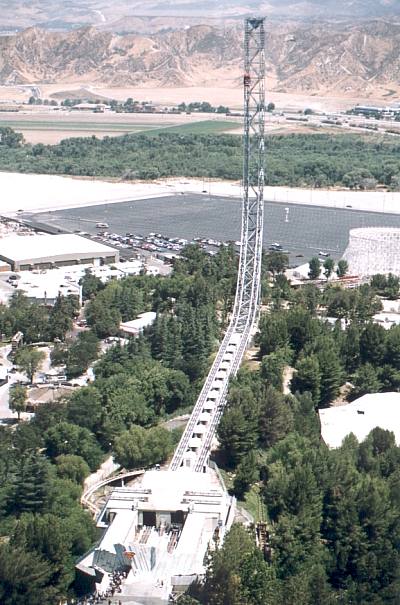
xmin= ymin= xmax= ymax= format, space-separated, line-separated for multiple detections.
xmin=169 ymin=18 xmax=266 ymax=473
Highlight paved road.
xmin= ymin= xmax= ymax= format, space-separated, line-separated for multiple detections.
xmin=0 ymin=345 xmax=27 ymax=422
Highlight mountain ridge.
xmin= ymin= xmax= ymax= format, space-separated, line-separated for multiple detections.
xmin=1 ymin=1 xmax=400 ymax=32
xmin=2 ymin=21 xmax=400 ymax=99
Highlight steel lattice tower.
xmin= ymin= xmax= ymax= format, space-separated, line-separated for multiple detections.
xmin=234 ymin=17 xmax=265 ymax=332
xmin=169 ymin=18 xmax=266 ymax=472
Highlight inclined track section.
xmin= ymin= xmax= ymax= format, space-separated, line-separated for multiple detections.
xmin=169 ymin=18 xmax=265 ymax=472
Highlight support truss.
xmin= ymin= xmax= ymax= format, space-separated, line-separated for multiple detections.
xmin=169 ymin=18 xmax=266 ymax=472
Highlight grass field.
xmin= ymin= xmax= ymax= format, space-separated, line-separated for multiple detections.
xmin=142 ymin=120 xmax=239 ymax=136
xmin=0 ymin=117 xmax=240 ymax=144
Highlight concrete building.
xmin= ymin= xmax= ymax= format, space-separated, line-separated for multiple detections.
xmin=120 ymin=312 xmax=157 ymax=337
xmin=77 ymin=467 xmax=236 ymax=603
xmin=0 ymin=233 xmax=119 ymax=271
xmin=319 ymin=392 xmax=400 ymax=448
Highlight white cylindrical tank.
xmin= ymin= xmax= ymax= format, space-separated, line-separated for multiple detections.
xmin=343 ymin=228 xmax=400 ymax=276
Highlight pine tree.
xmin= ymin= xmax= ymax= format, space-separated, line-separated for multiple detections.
xmin=233 ymin=451 xmax=259 ymax=498
xmin=360 ymin=323 xmax=386 ymax=365
xmin=259 ymin=387 xmax=293 ymax=448
xmin=316 ymin=346 xmax=343 ymax=407
xmin=13 ymin=455 xmax=50 ymax=515
xmin=291 ymin=355 xmax=321 ymax=405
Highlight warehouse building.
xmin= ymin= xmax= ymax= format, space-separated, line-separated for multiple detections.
xmin=0 ymin=233 xmax=119 ymax=271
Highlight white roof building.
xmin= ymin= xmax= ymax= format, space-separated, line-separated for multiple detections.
xmin=0 ymin=233 xmax=119 ymax=270
xmin=319 ymin=392 xmax=400 ymax=448
xmin=77 ymin=468 xmax=236 ymax=602
xmin=120 ymin=312 xmax=157 ymax=336
xmin=1 ymin=260 xmax=144 ymax=306
xmin=373 ymin=313 xmax=400 ymax=330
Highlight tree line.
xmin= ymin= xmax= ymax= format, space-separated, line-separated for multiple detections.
xmin=2 ymin=126 xmax=400 ymax=188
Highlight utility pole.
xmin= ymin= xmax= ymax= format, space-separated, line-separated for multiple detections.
xmin=234 ymin=17 xmax=265 ymax=332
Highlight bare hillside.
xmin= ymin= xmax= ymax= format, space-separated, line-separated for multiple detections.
xmin=2 ymin=20 xmax=400 ymax=98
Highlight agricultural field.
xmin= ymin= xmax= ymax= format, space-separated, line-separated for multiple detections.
xmin=142 ymin=120 xmax=239 ymax=136
xmin=0 ymin=109 xmax=241 ymax=143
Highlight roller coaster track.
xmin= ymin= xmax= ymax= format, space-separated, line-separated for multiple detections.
xmin=170 ymin=18 xmax=265 ymax=473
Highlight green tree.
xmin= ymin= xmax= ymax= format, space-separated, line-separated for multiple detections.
xmin=0 ymin=126 xmax=24 ymax=148
xmin=79 ymin=268 xmax=104 ymax=301
xmin=9 ymin=383 xmax=27 ymax=421
xmin=55 ymin=454 xmax=90 ymax=484
xmin=66 ymin=385 xmax=103 ymax=432
xmin=13 ymin=454 xmax=50 ymax=515
xmin=325 ymin=287 xmax=352 ymax=319
xmin=258 ymin=386 xmax=293 ymax=448
xmin=233 ymin=451 xmax=259 ymax=498
xmin=177 ymin=596 xmax=201 ymax=605
xmin=316 ymin=345 xmax=343 ymax=407
xmin=354 ymin=284 xmax=383 ymax=322
xmin=264 ymin=251 xmax=288 ymax=276
xmin=385 ymin=325 xmax=400 ymax=369
xmin=290 ymin=355 xmax=321 ymax=405
xmin=286 ymin=307 xmax=322 ymax=357
xmin=113 ymin=424 xmax=173 ymax=469
xmin=218 ymin=386 xmax=259 ymax=467
xmin=260 ymin=349 xmax=287 ymax=391
xmin=0 ymin=543 xmax=55 ymax=605
xmin=308 ymin=257 xmax=321 ymax=280
xmin=257 ymin=313 xmax=289 ymax=356
xmin=323 ymin=257 xmax=335 ymax=280
xmin=336 ymin=259 xmax=349 ymax=278
xmin=47 ymin=294 xmax=78 ymax=340
xmin=341 ymin=321 xmax=361 ymax=372
xmin=202 ymin=524 xmax=276 ymax=605
xmin=65 ymin=331 xmax=99 ymax=378
xmin=85 ymin=298 xmax=121 ymax=337
xmin=386 ymin=273 xmax=400 ymax=299
xmin=14 ymin=347 xmax=45 ymax=383
xmin=360 ymin=323 xmax=386 ymax=365
xmin=291 ymin=355 xmax=321 ymax=405
xmin=44 ymin=422 xmax=103 ymax=470
xmin=350 ymin=363 xmax=381 ymax=400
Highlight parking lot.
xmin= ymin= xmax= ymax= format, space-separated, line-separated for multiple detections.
xmin=33 ymin=194 xmax=400 ymax=262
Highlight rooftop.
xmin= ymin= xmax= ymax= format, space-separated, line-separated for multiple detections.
xmin=0 ymin=233 xmax=116 ymax=263
xmin=319 ymin=392 xmax=400 ymax=448
xmin=120 ymin=312 xmax=157 ymax=334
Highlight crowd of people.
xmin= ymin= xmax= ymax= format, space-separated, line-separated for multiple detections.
xmin=68 ymin=568 xmax=129 ymax=605
xmin=101 ymin=568 xmax=128 ymax=599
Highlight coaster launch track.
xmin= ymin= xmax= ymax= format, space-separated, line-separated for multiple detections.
xmin=169 ymin=18 xmax=266 ymax=473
